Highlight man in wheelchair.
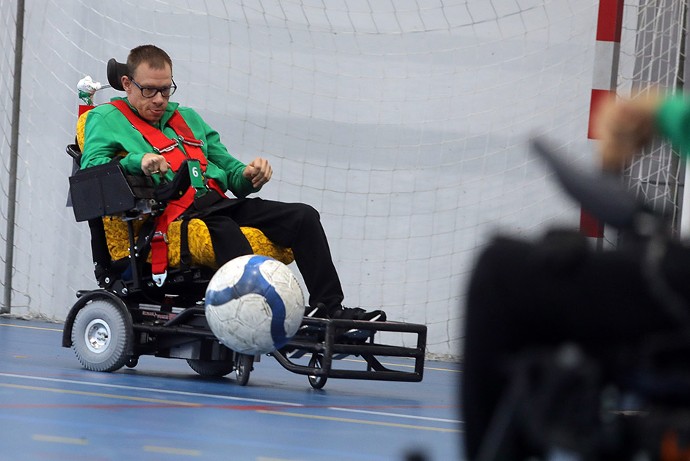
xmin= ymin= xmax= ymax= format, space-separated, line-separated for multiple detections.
xmin=79 ymin=44 xmax=385 ymax=324
xmin=462 ymin=93 xmax=690 ymax=460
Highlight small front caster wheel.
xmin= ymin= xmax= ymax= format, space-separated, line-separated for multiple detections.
xmin=308 ymin=353 xmax=327 ymax=389
xmin=235 ymin=353 xmax=254 ymax=386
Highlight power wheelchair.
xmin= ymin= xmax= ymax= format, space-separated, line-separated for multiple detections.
xmin=61 ymin=59 xmax=427 ymax=388
xmin=474 ymin=138 xmax=690 ymax=461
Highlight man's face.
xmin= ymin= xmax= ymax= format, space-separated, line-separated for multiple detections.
xmin=122 ymin=62 xmax=173 ymax=124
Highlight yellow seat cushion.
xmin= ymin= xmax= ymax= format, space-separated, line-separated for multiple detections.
xmin=78 ymin=111 xmax=294 ymax=268
xmin=103 ymin=217 xmax=294 ymax=268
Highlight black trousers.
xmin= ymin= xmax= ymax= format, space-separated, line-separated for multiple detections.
xmin=461 ymin=231 xmax=689 ymax=459
xmin=189 ymin=196 xmax=344 ymax=311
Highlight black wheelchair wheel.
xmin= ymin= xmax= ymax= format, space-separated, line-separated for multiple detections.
xmin=308 ymin=353 xmax=327 ymax=389
xmin=186 ymin=359 xmax=235 ymax=377
xmin=71 ymin=298 xmax=133 ymax=372
xmin=125 ymin=356 xmax=139 ymax=368
xmin=235 ymin=353 xmax=254 ymax=386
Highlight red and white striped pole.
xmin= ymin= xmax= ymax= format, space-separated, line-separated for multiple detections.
xmin=582 ymin=0 xmax=625 ymax=241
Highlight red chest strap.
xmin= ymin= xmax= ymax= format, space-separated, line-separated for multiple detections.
xmin=109 ymin=99 xmax=205 ymax=170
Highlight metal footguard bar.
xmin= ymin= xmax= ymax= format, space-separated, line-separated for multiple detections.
xmin=272 ymin=317 xmax=427 ymax=382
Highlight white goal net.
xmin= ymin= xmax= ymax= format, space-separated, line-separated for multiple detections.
xmin=2 ymin=1 xmax=683 ymax=359
xmin=617 ymin=0 xmax=688 ymax=239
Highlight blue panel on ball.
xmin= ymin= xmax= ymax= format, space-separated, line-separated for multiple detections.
xmin=206 ymin=256 xmax=289 ymax=349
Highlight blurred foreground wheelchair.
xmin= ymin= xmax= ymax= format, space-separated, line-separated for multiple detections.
xmin=475 ymin=138 xmax=690 ymax=461
xmin=61 ymin=59 xmax=427 ymax=388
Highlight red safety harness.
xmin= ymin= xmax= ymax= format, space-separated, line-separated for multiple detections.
xmin=110 ymin=99 xmax=226 ymax=286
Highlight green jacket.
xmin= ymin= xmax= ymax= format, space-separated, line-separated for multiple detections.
xmin=81 ymin=97 xmax=259 ymax=198
xmin=657 ymin=96 xmax=690 ymax=157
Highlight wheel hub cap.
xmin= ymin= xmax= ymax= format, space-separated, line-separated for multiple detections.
xmin=84 ymin=318 xmax=111 ymax=354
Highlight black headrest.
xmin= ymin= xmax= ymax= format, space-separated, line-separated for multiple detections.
xmin=107 ymin=58 xmax=128 ymax=91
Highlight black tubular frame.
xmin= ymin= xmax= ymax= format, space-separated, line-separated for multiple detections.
xmin=272 ymin=317 xmax=427 ymax=382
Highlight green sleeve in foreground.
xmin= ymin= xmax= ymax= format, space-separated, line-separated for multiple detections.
xmin=656 ymin=96 xmax=690 ymax=158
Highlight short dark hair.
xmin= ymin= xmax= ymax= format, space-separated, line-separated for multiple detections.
xmin=127 ymin=45 xmax=173 ymax=78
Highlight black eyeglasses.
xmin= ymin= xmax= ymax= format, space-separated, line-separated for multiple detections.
xmin=129 ymin=77 xmax=177 ymax=98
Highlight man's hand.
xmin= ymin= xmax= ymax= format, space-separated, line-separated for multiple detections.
xmin=243 ymin=157 xmax=272 ymax=188
xmin=141 ymin=153 xmax=170 ymax=176
xmin=594 ymin=94 xmax=659 ymax=172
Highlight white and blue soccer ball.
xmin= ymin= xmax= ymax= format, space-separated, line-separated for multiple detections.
xmin=205 ymin=255 xmax=305 ymax=355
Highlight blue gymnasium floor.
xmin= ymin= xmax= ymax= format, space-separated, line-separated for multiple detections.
xmin=0 ymin=318 xmax=462 ymax=461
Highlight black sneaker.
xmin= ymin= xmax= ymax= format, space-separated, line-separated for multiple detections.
xmin=304 ymin=303 xmax=328 ymax=319
xmin=300 ymin=304 xmax=329 ymax=336
xmin=331 ymin=306 xmax=387 ymax=322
